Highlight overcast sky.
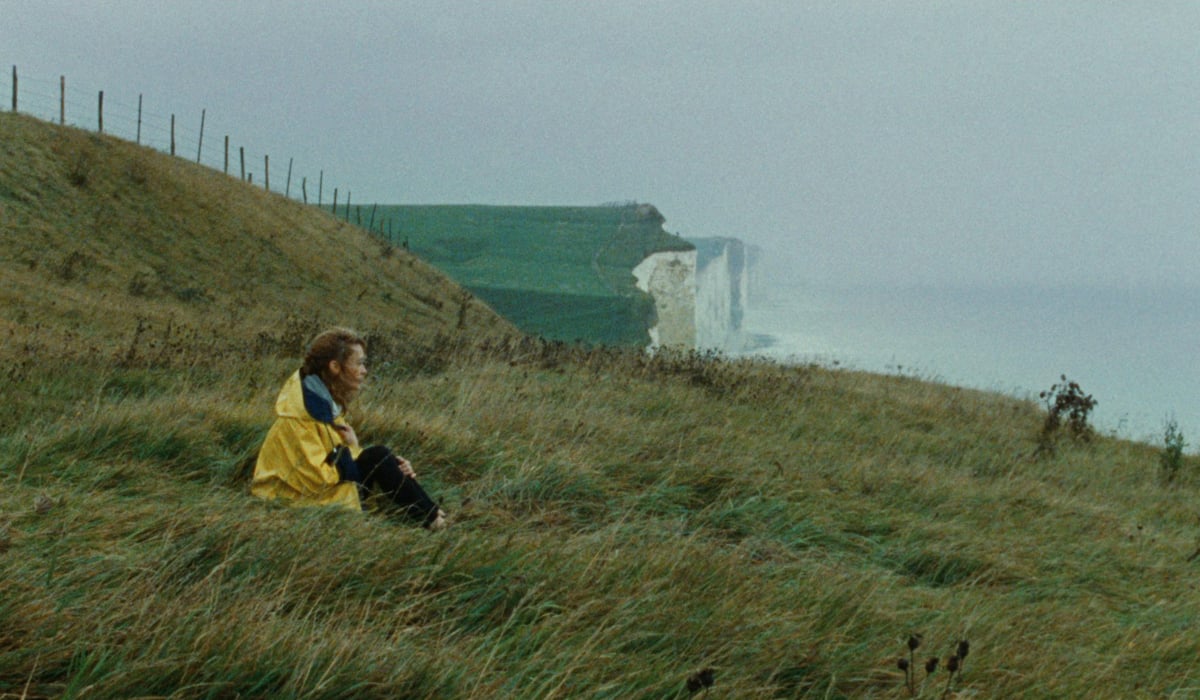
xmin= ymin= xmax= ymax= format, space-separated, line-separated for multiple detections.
xmin=5 ymin=1 xmax=1199 ymax=287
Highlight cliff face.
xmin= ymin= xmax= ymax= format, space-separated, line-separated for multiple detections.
xmin=693 ymin=237 xmax=750 ymax=352
xmin=632 ymin=250 xmax=697 ymax=349
xmin=634 ymin=237 xmax=754 ymax=353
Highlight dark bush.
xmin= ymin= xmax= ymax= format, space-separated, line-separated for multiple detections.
xmin=1036 ymin=376 xmax=1097 ymax=456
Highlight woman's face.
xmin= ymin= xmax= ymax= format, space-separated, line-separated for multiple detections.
xmin=330 ymin=344 xmax=368 ymax=396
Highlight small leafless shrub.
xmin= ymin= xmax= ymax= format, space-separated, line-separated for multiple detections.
xmin=895 ymin=635 xmax=969 ymax=698
xmin=1035 ymin=375 xmax=1097 ymax=456
xmin=1161 ymin=418 xmax=1187 ymax=484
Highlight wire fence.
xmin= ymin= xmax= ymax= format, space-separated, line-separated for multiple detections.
xmin=1 ymin=65 xmax=403 ymax=239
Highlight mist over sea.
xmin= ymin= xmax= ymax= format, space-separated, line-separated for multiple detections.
xmin=735 ymin=281 xmax=1200 ymax=449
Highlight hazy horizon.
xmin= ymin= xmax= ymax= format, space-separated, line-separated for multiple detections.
xmin=6 ymin=2 xmax=1200 ymax=288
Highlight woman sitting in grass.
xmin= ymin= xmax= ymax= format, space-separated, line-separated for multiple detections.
xmin=251 ymin=327 xmax=448 ymax=530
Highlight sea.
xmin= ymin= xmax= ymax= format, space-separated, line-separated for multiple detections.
xmin=734 ymin=281 xmax=1200 ymax=449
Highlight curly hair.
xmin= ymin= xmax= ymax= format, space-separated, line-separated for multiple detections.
xmin=301 ymin=327 xmax=366 ymax=407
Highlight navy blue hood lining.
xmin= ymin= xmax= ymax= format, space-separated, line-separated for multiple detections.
xmin=301 ymin=373 xmax=341 ymax=424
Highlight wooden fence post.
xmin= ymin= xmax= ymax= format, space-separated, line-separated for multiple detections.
xmin=170 ymin=114 xmax=176 ymax=155
xmin=368 ymin=203 xmax=377 ymax=231
xmin=137 ymin=94 xmax=142 ymax=144
xmin=98 ymin=91 xmax=104 ymax=133
xmin=240 ymin=147 xmax=245 ymax=180
xmin=264 ymin=155 xmax=270 ymax=191
xmin=11 ymin=66 xmax=16 ymax=111
xmin=224 ymin=136 xmax=229 ymax=174
xmin=285 ymin=157 xmax=293 ymax=197
xmin=318 ymin=170 xmax=324 ymax=206
xmin=196 ymin=109 xmax=205 ymax=163
xmin=332 ymin=188 xmax=338 ymax=214
xmin=346 ymin=191 xmax=351 ymax=222
xmin=301 ymin=177 xmax=307 ymax=204
xmin=59 ymin=76 xmax=64 ymax=124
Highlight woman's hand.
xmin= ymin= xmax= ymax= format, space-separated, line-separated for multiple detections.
xmin=396 ymin=456 xmax=417 ymax=479
xmin=333 ymin=423 xmax=359 ymax=449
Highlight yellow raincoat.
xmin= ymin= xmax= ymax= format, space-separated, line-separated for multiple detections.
xmin=251 ymin=370 xmax=363 ymax=511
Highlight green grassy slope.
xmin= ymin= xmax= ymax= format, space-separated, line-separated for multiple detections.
xmin=0 ymin=112 xmax=517 ymax=357
xmin=3 ymin=112 xmax=1200 ymax=698
xmin=356 ymin=204 xmax=693 ymax=346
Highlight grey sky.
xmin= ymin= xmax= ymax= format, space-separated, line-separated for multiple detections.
xmin=5 ymin=1 xmax=1199 ymax=287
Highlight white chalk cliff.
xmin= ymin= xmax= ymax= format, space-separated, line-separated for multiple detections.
xmin=633 ymin=238 xmax=753 ymax=352
xmin=694 ymin=238 xmax=750 ymax=352
xmin=633 ymin=250 xmax=696 ymax=349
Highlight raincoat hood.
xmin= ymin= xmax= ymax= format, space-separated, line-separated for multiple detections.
xmin=274 ymin=371 xmax=343 ymax=423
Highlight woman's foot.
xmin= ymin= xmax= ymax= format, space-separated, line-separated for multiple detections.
xmin=428 ymin=509 xmax=449 ymax=531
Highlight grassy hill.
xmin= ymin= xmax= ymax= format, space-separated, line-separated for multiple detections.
xmin=0 ymin=112 xmax=517 ymax=360
xmin=3 ymin=111 xmax=1200 ymax=698
xmin=351 ymin=204 xmax=694 ymax=346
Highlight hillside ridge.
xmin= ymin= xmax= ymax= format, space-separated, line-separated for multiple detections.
xmin=0 ymin=112 xmax=517 ymax=358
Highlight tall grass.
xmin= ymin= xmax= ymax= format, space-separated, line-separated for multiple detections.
xmin=3 ymin=335 xmax=1199 ymax=698
xmin=4 ymin=108 xmax=1199 ymax=698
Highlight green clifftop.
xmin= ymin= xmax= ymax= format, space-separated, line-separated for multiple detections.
xmin=365 ymin=203 xmax=694 ymax=346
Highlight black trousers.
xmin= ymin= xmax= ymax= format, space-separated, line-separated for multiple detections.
xmin=356 ymin=445 xmax=440 ymax=527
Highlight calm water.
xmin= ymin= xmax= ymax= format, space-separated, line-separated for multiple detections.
xmin=736 ymin=282 xmax=1200 ymax=448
